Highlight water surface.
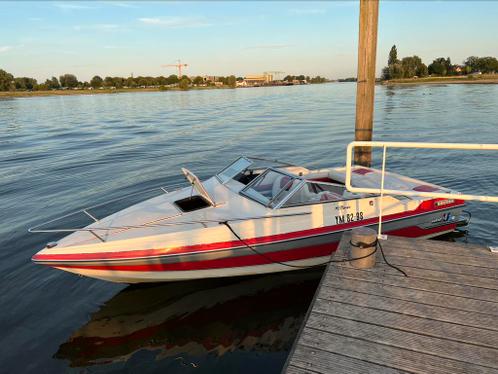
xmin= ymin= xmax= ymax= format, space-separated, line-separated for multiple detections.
xmin=1 ymin=83 xmax=497 ymax=372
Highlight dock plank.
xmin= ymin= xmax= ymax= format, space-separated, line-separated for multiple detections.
xmin=317 ymin=286 xmax=498 ymax=331
xmin=321 ymin=275 xmax=498 ymax=315
xmin=335 ymin=261 xmax=498 ymax=289
xmin=313 ymin=297 xmax=498 ymax=348
xmin=284 ymin=234 xmax=498 ymax=373
xmin=289 ymin=344 xmax=406 ymax=374
xmin=306 ymin=312 xmax=498 ymax=368
xmin=298 ymin=327 xmax=496 ymax=374
xmin=330 ymin=265 xmax=498 ymax=301
xmin=378 ymin=254 xmax=498 ymax=279
xmin=378 ymin=245 xmax=498 ymax=269
xmin=386 ymin=235 xmax=489 ymax=256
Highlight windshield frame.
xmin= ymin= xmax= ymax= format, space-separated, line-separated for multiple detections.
xmin=240 ymin=167 xmax=302 ymax=208
xmin=215 ymin=156 xmax=253 ymax=184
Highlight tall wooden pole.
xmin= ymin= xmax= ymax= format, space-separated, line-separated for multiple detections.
xmin=354 ymin=0 xmax=379 ymax=167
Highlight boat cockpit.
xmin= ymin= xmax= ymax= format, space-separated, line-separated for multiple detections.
xmin=216 ymin=156 xmax=356 ymax=209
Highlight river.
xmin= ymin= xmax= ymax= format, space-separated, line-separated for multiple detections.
xmin=1 ymin=82 xmax=497 ymax=373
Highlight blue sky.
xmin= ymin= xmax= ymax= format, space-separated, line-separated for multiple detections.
xmin=1 ymin=1 xmax=497 ymax=81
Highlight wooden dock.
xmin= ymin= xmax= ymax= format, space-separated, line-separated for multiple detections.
xmin=284 ymin=233 xmax=498 ymax=374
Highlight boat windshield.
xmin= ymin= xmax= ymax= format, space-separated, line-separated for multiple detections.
xmin=216 ymin=156 xmax=297 ymax=185
xmin=216 ymin=157 xmax=253 ymax=184
xmin=240 ymin=169 xmax=300 ymax=207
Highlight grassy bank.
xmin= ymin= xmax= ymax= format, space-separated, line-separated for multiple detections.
xmin=383 ymin=74 xmax=498 ymax=85
xmin=0 ymin=85 xmax=233 ymax=99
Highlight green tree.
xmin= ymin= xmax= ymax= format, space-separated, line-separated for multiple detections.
xmin=475 ymin=56 xmax=498 ymax=73
xmin=59 ymin=74 xmax=78 ymax=88
xmin=90 ymin=75 xmax=103 ymax=88
xmin=388 ymin=45 xmax=398 ymax=66
xmin=113 ymin=77 xmax=124 ymax=88
xmin=310 ymin=76 xmax=326 ymax=83
xmin=178 ymin=78 xmax=190 ymax=90
xmin=401 ymin=56 xmax=427 ymax=78
xmin=166 ymin=74 xmax=179 ymax=85
xmin=103 ymin=76 xmax=115 ymax=88
xmin=382 ymin=45 xmax=404 ymax=80
xmin=156 ymin=76 xmax=168 ymax=86
xmin=46 ymin=76 xmax=60 ymax=89
xmin=464 ymin=56 xmax=480 ymax=72
xmin=382 ymin=62 xmax=403 ymax=80
xmin=227 ymin=75 xmax=236 ymax=88
xmin=428 ymin=57 xmax=452 ymax=76
xmin=14 ymin=77 xmax=37 ymax=90
xmin=126 ymin=76 xmax=137 ymax=88
xmin=0 ymin=69 xmax=14 ymax=91
xmin=193 ymin=76 xmax=204 ymax=85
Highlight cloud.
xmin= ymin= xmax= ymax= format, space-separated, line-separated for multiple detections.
xmin=0 ymin=46 xmax=12 ymax=53
xmin=138 ymin=16 xmax=211 ymax=28
xmin=103 ymin=1 xmax=137 ymax=8
xmin=53 ymin=3 xmax=97 ymax=10
xmin=73 ymin=24 xmax=120 ymax=31
xmin=245 ymin=44 xmax=293 ymax=50
xmin=288 ymin=8 xmax=326 ymax=15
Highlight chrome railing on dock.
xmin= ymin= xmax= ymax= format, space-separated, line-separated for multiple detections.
xmin=345 ymin=141 xmax=498 ymax=238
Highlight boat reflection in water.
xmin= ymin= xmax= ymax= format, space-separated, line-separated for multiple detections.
xmin=55 ymin=268 xmax=322 ymax=373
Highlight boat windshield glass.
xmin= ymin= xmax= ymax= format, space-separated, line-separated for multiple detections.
xmin=282 ymin=181 xmax=346 ymax=207
xmin=216 ymin=157 xmax=253 ymax=184
xmin=240 ymin=169 xmax=299 ymax=207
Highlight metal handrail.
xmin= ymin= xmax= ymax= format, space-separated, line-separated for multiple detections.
xmin=345 ymin=141 xmax=498 ymax=238
xmin=28 ymin=180 xmax=192 ymax=236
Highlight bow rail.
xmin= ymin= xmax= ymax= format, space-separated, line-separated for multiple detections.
xmin=28 ymin=180 xmax=192 ymax=238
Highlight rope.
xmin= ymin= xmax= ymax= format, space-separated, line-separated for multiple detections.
xmin=221 ymin=221 xmax=378 ymax=269
xmin=377 ymin=239 xmax=408 ymax=277
xmin=220 ymin=221 xmax=408 ymax=276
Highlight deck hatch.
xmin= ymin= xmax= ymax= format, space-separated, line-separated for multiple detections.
xmin=174 ymin=196 xmax=211 ymax=212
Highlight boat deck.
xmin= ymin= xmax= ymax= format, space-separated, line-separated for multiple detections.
xmin=284 ymin=233 xmax=498 ymax=374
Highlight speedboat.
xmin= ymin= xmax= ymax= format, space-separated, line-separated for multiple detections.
xmin=31 ymin=156 xmax=468 ymax=283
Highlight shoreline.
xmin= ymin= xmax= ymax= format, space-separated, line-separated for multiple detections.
xmin=0 ymin=82 xmax=328 ymax=99
xmin=382 ymin=75 xmax=498 ymax=86
xmin=0 ymin=86 xmax=234 ymax=99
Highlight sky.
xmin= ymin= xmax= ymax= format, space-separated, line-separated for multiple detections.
xmin=1 ymin=1 xmax=497 ymax=82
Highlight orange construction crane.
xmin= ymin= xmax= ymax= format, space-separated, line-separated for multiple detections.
xmin=161 ymin=60 xmax=188 ymax=79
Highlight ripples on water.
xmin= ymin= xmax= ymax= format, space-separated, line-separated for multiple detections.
xmin=0 ymin=83 xmax=497 ymax=372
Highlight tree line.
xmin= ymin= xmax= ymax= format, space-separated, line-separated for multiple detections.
xmin=283 ymin=75 xmax=327 ymax=83
xmin=0 ymin=70 xmax=241 ymax=92
xmin=382 ymin=45 xmax=498 ymax=80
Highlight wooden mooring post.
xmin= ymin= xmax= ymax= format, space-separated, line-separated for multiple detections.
xmin=354 ymin=0 xmax=379 ymax=167
xmin=284 ymin=233 xmax=498 ymax=373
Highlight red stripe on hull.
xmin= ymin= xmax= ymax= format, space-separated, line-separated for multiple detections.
xmin=55 ymin=242 xmax=338 ymax=271
xmin=387 ymin=222 xmax=457 ymax=238
xmin=52 ymin=222 xmax=457 ymax=272
xmin=33 ymin=199 xmax=464 ymax=263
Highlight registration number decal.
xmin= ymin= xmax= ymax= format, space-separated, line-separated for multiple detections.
xmin=335 ymin=212 xmax=364 ymax=225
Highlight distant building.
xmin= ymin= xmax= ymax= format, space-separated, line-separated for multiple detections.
xmin=244 ymin=73 xmax=273 ymax=86
xmin=202 ymin=75 xmax=220 ymax=83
